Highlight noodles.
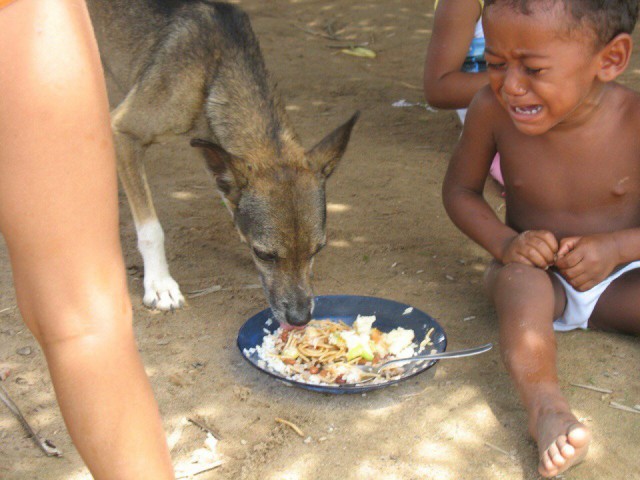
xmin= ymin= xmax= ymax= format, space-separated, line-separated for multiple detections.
xmin=245 ymin=315 xmax=434 ymax=386
xmin=280 ymin=320 xmax=350 ymax=366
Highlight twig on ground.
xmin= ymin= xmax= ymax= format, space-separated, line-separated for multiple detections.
xmin=275 ymin=417 xmax=305 ymax=437
xmin=187 ymin=284 xmax=261 ymax=298
xmin=326 ymin=42 xmax=370 ymax=49
xmin=187 ymin=285 xmax=222 ymax=298
xmin=175 ymin=460 xmax=224 ymax=479
xmin=188 ymin=417 xmax=223 ymax=440
xmin=570 ymin=383 xmax=613 ymax=394
xmin=484 ymin=441 xmax=514 ymax=459
xmin=293 ymin=24 xmax=342 ymax=41
xmin=0 ymin=383 xmax=62 ymax=457
xmin=609 ymin=401 xmax=640 ymax=414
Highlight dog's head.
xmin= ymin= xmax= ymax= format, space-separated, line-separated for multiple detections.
xmin=191 ymin=112 xmax=358 ymax=328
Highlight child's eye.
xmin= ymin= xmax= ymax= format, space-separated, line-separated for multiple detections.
xmin=487 ymin=62 xmax=506 ymax=71
xmin=524 ymin=67 xmax=544 ymax=75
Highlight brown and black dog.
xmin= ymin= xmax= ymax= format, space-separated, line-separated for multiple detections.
xmin=87 ymin=0 xmax=358 ymax=327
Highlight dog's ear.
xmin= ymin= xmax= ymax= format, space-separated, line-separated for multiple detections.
xmin=190 ymin=138 xmax=248 ymax=199
xmin=306 ymin=111 xmax=359 ymax=179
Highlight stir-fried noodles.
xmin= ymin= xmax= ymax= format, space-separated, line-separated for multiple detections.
xmin=245 ymin=315 xmax=435 ymax=385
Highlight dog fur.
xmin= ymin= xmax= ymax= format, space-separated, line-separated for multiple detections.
xmin=87 ymin=0 xmax=358 ymax=326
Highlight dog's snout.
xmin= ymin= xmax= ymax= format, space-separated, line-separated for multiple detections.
xmin=281 ymin=296 xmax=312 ymax=326
xmin=285 ymin=308 xmax=311 ymax=327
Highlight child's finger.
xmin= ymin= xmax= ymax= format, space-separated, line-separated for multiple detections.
xmin=557 ymin=236 xmax=581 ymax=257
xmin=523 ymin=236 xmax=556 ymax=266
xmin=554 ymin=249 xmax=582 ymax=269
xmin=567 ymin=273 xmax=596 ymax=292
xmin=523 ymin=248 xmax=551 ymax=269
xmin=536 ymin=230 xmax=559 ymax=253
xmin=510 ymin=254 xmax=534 ymax=267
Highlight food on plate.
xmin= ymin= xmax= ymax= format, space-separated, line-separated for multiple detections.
xmin=243 ymin=315 xmax=435 ymax=386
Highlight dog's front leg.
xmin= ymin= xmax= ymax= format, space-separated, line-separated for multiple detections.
xmin=112 ymin=128 xmax=185 ymax=311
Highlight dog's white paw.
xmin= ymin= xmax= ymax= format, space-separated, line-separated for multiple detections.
xmin=143 ymin=275 xmax=185 ymax=311
xmin=136 ymin=221 xmax=185 ymax=310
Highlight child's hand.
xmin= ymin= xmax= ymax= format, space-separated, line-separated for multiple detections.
xmin=502 ymin=230 xmax=558 ymax=268
xmin=555 ymin=234 xmax=621 ymax=291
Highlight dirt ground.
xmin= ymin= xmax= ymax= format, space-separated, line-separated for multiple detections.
xmin=1 ymin=1 xmax=639 ymax=479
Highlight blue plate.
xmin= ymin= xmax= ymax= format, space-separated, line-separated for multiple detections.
xmin=237 ymin=295 xmax=447 ymax=394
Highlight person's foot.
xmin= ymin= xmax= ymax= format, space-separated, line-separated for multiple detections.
xmin=534 ymin=409 xmax=591 ymax=478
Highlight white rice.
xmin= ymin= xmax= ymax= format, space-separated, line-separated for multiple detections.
xmin=243 ymin=316 xmax=431 ymax=387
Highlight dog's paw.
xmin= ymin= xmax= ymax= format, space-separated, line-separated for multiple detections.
xmin=143 ymin=276 xmax=185 ymax=311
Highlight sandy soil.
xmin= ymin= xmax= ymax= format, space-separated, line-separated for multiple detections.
xmin=1 ymin=1 xmax=639 ymax=479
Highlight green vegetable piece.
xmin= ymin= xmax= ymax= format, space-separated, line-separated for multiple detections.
xmin=347 ymin=343 xmax=374 ymax=361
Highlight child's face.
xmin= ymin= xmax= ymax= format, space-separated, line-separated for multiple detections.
xmin=483 ymin=3 xmax=604 ymax=135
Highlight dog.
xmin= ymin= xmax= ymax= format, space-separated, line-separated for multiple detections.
xmin=86 ymin=0 xmax=358 ymax=327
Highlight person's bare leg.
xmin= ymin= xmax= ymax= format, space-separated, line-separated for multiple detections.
xmin=589 ymin=269 xmax=640 ymax=335
xmin=485 ymin=262 xmax=591 ymax=478
xmin=0 ymin=1 xmax=174 ymax=478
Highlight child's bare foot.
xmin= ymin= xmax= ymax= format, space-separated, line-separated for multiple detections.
xmin=534 ymin=408 xmax=591 ymax=478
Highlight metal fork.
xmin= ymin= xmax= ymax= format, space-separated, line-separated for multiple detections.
xmin=357 ymin=342 xmax=493 ymax=375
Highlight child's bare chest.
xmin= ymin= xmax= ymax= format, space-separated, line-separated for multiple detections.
xmin=498 ymin=129 xmax=640 ymax=236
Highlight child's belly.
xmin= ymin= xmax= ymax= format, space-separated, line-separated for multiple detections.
xmin=504 ymin=188 xmax=640 ymax=238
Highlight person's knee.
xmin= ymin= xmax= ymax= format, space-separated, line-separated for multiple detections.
xmin=488 ymin=262 xmax=549 ymax=295
xmin=27 ymin=297 xmax=133 ymax=351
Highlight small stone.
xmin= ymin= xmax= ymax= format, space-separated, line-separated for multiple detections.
xmin=0 ymin=367 xmax=10 ymax=381
xmin=169 ymin=374 xmax=190 ymax=387
xmin=303 ymin=436 xmax=312 ymax=444
xmin=240 ymin=439 xmax=247 ymax=445
xmin=318 ymin=436 xmax=327 ymax=442
xmin=445 ymin=275 xmax=454 ymax=281
xmin=17 ymin=346 xmax=32 ymax=356
xmin=157 ymin=339 xmax=170 ymax=346
xmin=391 ymin=262 xmax=398 ymax=268
xmin=463 ymin=316 xmax=476 ymax=322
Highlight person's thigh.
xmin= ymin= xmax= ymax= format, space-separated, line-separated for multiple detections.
xmin=589 ymin=269 xmax=640 ymax=335
xmin=0 ymin=0 xmax=126 ymax=340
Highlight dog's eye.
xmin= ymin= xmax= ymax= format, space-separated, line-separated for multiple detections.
xmin=253 ymin=248 xmax=277 ymax=262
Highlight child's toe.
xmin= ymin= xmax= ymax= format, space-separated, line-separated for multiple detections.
xmin=567 ymin=424 xmax=591 ymax=449
xmin=556 ymin=434 xmax=575 ymax=459
xmin=539 ymin=450 xmax=558 ymax=477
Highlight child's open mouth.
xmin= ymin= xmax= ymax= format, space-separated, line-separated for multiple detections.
xmin=512 ymin=105 xmax=542 ymax=116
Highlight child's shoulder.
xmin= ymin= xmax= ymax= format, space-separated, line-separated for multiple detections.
xmin=609 ymin=83 xmax=640 ymax=122
xmin=466 ymin=85 xmax=508 ymax=124
xmin=612 ymin=82 xmax=640 ymax=102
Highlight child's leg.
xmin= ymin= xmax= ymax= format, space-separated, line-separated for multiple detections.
xmin=589 ymin=269 xmax=640 ymax=334
xmin=485 ymin=262 xmax=591 ymax=478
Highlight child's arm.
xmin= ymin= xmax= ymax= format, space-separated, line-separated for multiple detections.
xmin=555 ymin=229 xmax=640 ymax=291
xmin=442 ymin=89 xmax=558 ymax=267
xmin=423 ymin=0 xmax=489 ymax=109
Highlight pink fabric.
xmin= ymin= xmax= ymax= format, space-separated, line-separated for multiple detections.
xmin=489 ymin=153 xmax=503 ymax=186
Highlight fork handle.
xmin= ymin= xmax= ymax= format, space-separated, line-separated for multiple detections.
xmin=382 ymin=342 xmax=493 ymax=367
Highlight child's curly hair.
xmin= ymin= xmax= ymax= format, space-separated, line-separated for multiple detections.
xmin=484 ymin=0 xmax=639 ymax=47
